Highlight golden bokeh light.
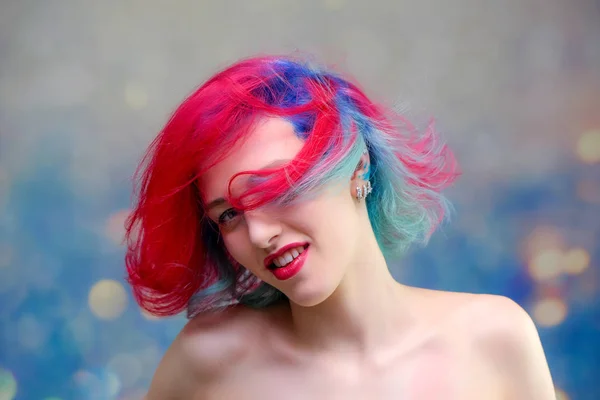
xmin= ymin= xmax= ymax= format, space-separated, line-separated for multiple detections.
xmin=124 ymin=82 xmax=148 ymax=110
xmin=528 ymin=248 xmax=563 ymax=281
xmin=524 ymin=226 xmax=564 ymax=260
xmin=555 ymin=387 xmax=569 ymax=400
xmin=563 ymin=248 xmax=590 ymax=275
xmin=576 ymin=129 xmax=600 ymax=164
xmin=0 ymin=367 xmax=17 ymax=400
xmin=88 ymin=280 xmax=128 ymax=320
xmin=533 ymin=296 xmax=568 ymax=327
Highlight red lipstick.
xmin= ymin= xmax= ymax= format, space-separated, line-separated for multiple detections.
xmin=264 ymin=242 xmax=308 ymax=267
xmin=264 ymin=242 xmax=309 ymax=281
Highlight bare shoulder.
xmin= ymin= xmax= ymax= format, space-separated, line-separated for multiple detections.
xmin=448 ymin=293 xmax=545 ymax=352
xmin=434 ymin=291 xmax=536 ymax=331
xmin=146 ymin=306 xmax=267 ymax=400
xmin=412 ymin=288 xmax=538 ymax=335
xmin=421 ymin=290 xmax=556 ymax=399
xmin=468 ymin=294 xmax=556 ymax=398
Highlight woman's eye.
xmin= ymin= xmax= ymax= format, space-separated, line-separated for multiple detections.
xmin=218 ymin=208 xmax=241 ymax=225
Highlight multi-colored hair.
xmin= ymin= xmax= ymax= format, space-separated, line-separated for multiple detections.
xmin=125 ymin=54 xmax=459 ymax=317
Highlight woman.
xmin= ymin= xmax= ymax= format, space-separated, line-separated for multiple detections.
xmin=126 ymin=55 xmax=555 ymax=399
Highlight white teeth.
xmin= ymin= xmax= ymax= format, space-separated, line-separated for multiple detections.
xmin=272 ymin=246 xmax=306 ymax=268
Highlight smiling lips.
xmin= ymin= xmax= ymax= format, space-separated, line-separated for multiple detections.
xmin=266 ymin=243 xmax=310 ymax=281
xmin=264 ymin=242 xmax=309 ymax=269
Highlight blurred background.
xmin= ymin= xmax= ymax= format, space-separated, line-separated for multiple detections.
xmin=1 ymin=0 xmax=599 ymax=399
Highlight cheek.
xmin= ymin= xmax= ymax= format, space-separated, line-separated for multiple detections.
xmin=222 ymin=232 xmax=252 ymax=266
xmin=222 ymin=231 xmax=269 ymax=279
xmin=293 ymin=195 xmax=358 ymax=248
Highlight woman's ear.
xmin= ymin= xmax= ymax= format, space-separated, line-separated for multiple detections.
xmin=350 ymin=150 xmax=373 ymax=201
xmin=351 ymin=151 xmax=371 ymax=182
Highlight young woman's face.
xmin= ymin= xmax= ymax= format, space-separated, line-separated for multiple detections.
xmin=199 ymin=118 xmax=363 ymax=307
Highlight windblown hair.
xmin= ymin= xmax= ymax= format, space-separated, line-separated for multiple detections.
xmin=125 ymin=54 xmax=459 ymax=318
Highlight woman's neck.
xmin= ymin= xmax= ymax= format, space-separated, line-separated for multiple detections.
xmin=286 ymin=234 xmax=415 ymax=359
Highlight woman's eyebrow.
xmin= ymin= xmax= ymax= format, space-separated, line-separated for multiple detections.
xmin=205 ymin=197 xmax=227 ymax=211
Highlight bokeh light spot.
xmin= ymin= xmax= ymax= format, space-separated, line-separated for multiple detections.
xmin=137 ymin=345 xmax=162 ymax=377
xmin=108 ymin=353 xmax=143 ymax=389
xmin=72 ymin=368 xmax=121 ymax=398
xmin=105 ymin=209 xmax=131 ymax=246
xmin=0 ymin=368 xmax=17 ymax=400
xmin=72 ymin=370 xmax=102 ymax=398
xmin=124 ymin=83 xmax=149 ymax=110
xmin=105 ymin=369 xmax=122 ymax=397
xmin=524 ymin=226 xmax=563 ymax=260
xmin=68 ymin=313 xmax=95 ymax=350
xmin=17 ymin=314 xmax=46 ymax=350
xmin=576 ymin=129 xmax=600 ymax=164
xmin=533 ymin=296 xmax=568 ymax=327
xmin=563 ymin=248 xmax=590 ymax=275
xmin=88 ymin=280 xmax=128 ymax=320
xmin=555 ymin=387 xmax=569 ymax=400
xmin=529 ymin=248 xmax=563 ymax=281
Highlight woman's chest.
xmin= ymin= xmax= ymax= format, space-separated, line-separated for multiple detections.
xmin=197 ymin=347 xmax=503 ymax=400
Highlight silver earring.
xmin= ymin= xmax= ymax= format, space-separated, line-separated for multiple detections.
xmin=356 ymin=185 xmax=363 ymax=200
xmin=356 ymin=180 xmax=373 ymax=201
xmin=365 ymin=180 xmax=372 ymax=195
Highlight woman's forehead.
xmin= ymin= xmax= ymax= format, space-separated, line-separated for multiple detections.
xmin=199 ymin=118 xmax=304 ymax=201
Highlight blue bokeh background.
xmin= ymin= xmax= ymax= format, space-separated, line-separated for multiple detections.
xmin=1 ymin=0 xmax=599 ymax=399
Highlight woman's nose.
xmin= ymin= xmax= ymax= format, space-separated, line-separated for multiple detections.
xmin=244 ymin=209 xmax=282 ymax=250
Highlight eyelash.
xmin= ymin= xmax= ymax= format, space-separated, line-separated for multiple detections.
xmin=218 ymin=208 xmax=241 ymax=225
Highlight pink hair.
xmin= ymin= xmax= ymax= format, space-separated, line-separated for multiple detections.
xmin=125 ymin=55 xmax=459 ymax=316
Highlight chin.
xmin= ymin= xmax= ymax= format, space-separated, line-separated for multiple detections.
xmin=285 ymin=282 xmax=339 ymax=308
xmin=288 ymin=296 xmax=327 ymax=308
